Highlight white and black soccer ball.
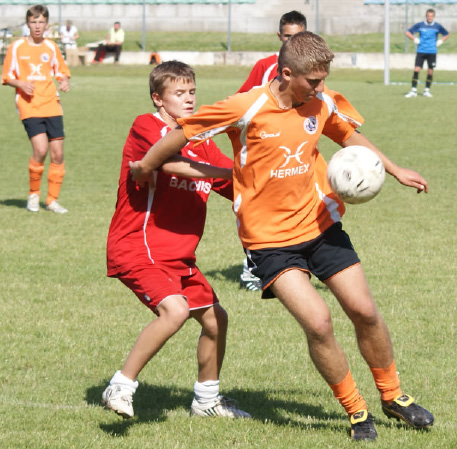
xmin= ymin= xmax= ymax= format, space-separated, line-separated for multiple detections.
xmin=327 ymin=145 xmax=385 ymax=204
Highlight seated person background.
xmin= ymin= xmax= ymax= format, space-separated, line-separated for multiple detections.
xmin=60 ymin=20 xmax=79 ymax=55
xmin=92 ymin=21 xmax=124 ymax=64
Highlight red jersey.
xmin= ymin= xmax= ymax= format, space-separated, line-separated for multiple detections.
xmin=106 ymin=113 xmax=233 ymax=277
xmin=178 ymin=84 xmax=364 ymax=250
xmin=238 ymin=54 xmax=278 ymax=93
xmin=1 ymin=37 xmax=70 ymax=120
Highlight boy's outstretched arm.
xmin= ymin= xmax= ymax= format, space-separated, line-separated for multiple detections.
xmin=161 ymin=156 xmax=232 ymax=180
xmin=342 ymin=131 xmax=428 ymax=194
xmin=129 ymin=127 xmax=188 ymax=186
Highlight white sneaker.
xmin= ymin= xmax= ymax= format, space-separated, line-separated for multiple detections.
xmin=240 ymin=258 xmax=262 ymax=291
xmin=423 ymin=90 xmax=433 ymax=98
xmin=26 ymin=193 xmax=40 ymax=212
xmin=190 ymin=395 xmax=251 ymax=418
xmin=405 ymin=90 xmax=417 ymax=98
xmin=45 ymin=201 xmax=68 ymax=214
xmin=101 ymin=385 xmax=134 ymax=419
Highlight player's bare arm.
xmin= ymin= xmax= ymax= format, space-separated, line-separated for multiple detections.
xmin=5 ymin=79 xmax=35 ymax=96
xmin=161 ymin=155 xmax=232 ymax=180
xmin=129 ymin=127 xmax=189 ymax=186
xmin=342 ymin=131 xmax=428 ymax=193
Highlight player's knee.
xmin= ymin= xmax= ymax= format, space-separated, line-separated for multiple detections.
xmin=202 ymin=305 xmax=228 ymax=339
xmin=305 ymin=313 xmax=334 ymax=342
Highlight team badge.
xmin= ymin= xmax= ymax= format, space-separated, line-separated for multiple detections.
xmin=41 ymin=52 xmax=50 ymax=63
xmin=304 ymin=116 xmax=318 ymax=134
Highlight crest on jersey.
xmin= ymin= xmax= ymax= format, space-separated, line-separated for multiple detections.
xmin=304 ymin=116 xmax=318 ymax=134
xmin=41 ymin=52 xmax=50 ymax=63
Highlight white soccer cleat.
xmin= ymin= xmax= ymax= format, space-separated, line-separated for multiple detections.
xmin=101 ymin=384 xmax=134 ymax=419
xmin=26 ymin=193 xmax=40 ymax=212
xmin=45 ymin=201 xmax=68 ymax=214
xmin=422 ymin=90 xmax=433 ymax=98
xmin=190 ymin=395 xmax=251 ymax=418
xmin=405 ymin=90 xmax=417 ymax=98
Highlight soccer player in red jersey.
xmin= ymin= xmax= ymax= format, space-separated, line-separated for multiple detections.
xmin=129 ymin=33 xmax=433 ymax=440
xmin=237 ymin=10 xmax=307 ymax=94
xmin=101 ymin=61 xmax=250 ymax=419
xmin=2 ymin=5 xmax=71 ymax=213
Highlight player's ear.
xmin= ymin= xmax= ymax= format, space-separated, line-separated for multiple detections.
xmin=151 ymin=92 xmax=162 ymax=108
xmin=277 ymin=31 xmax=282 ymax=41
xmin=281 ymin=66 xmax=292 ymax=81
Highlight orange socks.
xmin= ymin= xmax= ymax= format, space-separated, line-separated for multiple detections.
xmin=28 ymin=157 xmax=45 ymax=195
xmin=46 ymin=162 xmax=66 ymax=205
xmin=370 ymin=360 xmax=401 ymax=403
xmin=330 ymin=371 xmax=367 ymax=416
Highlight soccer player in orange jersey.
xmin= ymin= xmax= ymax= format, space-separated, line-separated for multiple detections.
xmin=129 ymin=32 xmax=434 ymax=441
xmin=2 ymin=5 xmax=71 ymax=213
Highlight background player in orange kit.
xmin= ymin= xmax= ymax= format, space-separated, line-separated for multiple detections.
xmin=129 ymin=32 xmax=433 ymax=441
xmin=2 ymin=4 xmax=71 ymax=214
xmin=101 ymin=61 xmax=250 ymax=420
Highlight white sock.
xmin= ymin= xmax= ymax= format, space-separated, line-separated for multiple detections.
xmin=110 ymin=370 xmax=139 ymax=394
xmin=193 ymin=380 xmax=220 ymax=403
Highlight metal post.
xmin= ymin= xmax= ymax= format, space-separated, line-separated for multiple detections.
xmin=384 ymin=0 xmax=390 ymax=85
xmin=404 ymin=0 xmax=409 ymax=53
xmin=142 ymin=0 xmax=146 ymax=51
xmin=227 ymin=0 xmax=232 ymax=52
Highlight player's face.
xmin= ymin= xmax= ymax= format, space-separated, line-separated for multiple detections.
xmin=288 ymin=70 xmax=328 ymax=105
xmin=426 ymin=12 xmax=435 ymax=23
xmin=278 ymin=24 xmax=306 ymax=43
xmin=27 ymin=15 xmax=48 ymax=41
xmin=155 ymin=79 xmax=196 ymax=121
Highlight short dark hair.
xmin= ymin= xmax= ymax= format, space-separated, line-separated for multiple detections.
xmin=426 ymin=9 xmax=435 ymax=15
xmin=279 ymin=10 xmax=307 ymax=33
xmin=26 ymin=5 xmax=49 ymax=22
xmin=149 ymin=60 xmax=195 ymax=98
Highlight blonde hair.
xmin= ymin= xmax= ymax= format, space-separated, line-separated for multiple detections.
xmin=278 ymin=31 xmax=334 ymax=76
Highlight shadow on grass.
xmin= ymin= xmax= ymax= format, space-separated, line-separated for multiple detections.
xmin=0 ymin=198 xmax=27 ymax=209
xmin=86 ymin=382 xmax=350 ymax=437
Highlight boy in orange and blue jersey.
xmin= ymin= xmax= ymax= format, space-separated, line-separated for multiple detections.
xmin=2 ymin=4 xmax=70 ymax=213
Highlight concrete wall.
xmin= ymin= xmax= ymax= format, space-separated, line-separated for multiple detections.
xmin=1 ymin=1 xmax=456 ymax=35
xmin=84 ymin=49 xmax=457 ymax=71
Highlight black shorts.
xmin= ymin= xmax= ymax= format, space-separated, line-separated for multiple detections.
xmin=22 ymin=116 xmax=65 ymax=140
xmin=246 ymin=222 xmax=360 ymax=299
xmin=414 ymin=53 xmax=436 ymax=70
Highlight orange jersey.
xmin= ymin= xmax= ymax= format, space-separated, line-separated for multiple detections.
xmin=2 ymin=37 xmax=71 ymax=120
xmin=178 ymin=84 xmax=364 ymax=250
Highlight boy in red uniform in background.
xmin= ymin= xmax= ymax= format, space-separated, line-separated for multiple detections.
xmin=2 ymin=5 xmax=71 ymax=214
xmin=237 ymin=10 xmax=307 ymax=94
xmin=101 ymin=61 xmax=250 ymax=420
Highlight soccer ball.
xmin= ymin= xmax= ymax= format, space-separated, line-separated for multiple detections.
xmin=327 ymin=145 xmax=385 ymax=204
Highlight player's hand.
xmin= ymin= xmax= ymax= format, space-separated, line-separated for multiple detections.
xmin=58 ymin=78 xmax=70 ymax=92
xmin=414 ymin=37 xmax=420 ymax=45
xmin=394 ymin=167 xmax=428 ymax=194
xmin=20 ymin=81 xmax=35 ymax=96
xmin=437 ymin=39 xmax=443 ymax=47
xmin=129 ymin=160 xmax=153 ymax=187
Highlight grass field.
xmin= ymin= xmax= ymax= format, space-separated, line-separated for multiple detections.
xmin=1 ymin=64 xmax=456 ymax=448
xmin=11 ymin=29 xmax=457 ymax=54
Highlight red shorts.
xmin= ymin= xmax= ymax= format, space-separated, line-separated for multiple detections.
xmin=117 ymin=265 xmax=218 ymax=315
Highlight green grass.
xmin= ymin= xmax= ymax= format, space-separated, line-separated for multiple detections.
xmin=13 ymin=29 xmax=457 ymax=54
xmin=1 ymin=65 xmax=457 ymax=448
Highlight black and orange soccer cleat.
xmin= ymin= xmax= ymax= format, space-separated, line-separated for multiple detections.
xmin=382 ymin=394 xmax=434 ymax=429
xmin=350 ymin=410 xmax=378 ymax=441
